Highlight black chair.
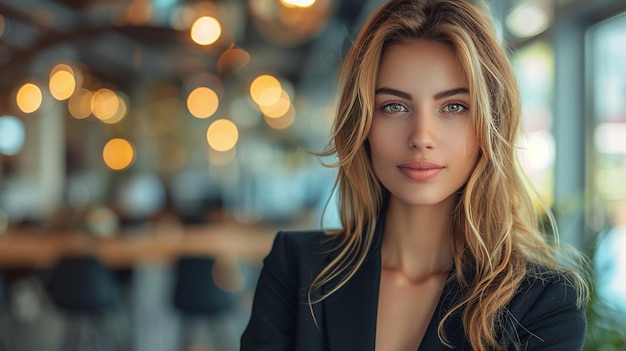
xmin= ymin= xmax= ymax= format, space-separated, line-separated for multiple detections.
xmin=46 ymin=255 xmax=128 ymax=351
xmin=172 ymin=256 xmax=235 ymax=350
xmin=0 ymin=274 xmax=16 ymax=350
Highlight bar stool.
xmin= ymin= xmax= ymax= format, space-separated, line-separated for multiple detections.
xmin=46 ymin=255 xmax=127 ymax=351
xmin=172 ymin=255 xmax=235 ymax=350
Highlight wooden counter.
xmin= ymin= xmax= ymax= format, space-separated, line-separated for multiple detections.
xmin=0 ymin=222 xmax=278 ymax=268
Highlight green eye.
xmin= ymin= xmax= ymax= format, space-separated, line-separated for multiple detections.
xmin=442 ymin=103 xmax=467 ymax=113
xmin=384 ymin=103 xmax=407 ymax=113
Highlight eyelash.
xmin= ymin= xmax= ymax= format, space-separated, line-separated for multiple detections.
xmin=379 ymin=101 xmax=470 ymax=114
xmin=381 ymin=102 xmax=407 ymax=113
xmin=440 ymin=101 xmax=469 ymax=114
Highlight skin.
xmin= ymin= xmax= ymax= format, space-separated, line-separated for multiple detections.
xmin=369 ymin=39 xmax=479 ymax=350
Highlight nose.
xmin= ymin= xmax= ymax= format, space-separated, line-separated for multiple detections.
xmin=408 ymin=110 xmax=435 ymax=150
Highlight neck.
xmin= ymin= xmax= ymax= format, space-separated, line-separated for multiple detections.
xmin=381 ymin=195 xmax=456 ymax=282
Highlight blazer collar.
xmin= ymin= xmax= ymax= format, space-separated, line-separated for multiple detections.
xmin=322 ymin=218 xmax=384 ymax=351
xmin=320 ymin=213 xmax=467 ymax=350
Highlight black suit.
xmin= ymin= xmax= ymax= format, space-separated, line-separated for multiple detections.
xmin=241 ymin=230 xmax=586 ymax=350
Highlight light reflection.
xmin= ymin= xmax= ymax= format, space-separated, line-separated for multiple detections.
xmin=191 ymin=16 xmax=222 ymax=45
xmin=103 ymin=138 xmax=135 ymax=171
xmin=207 ymin=119 xmax=238 ymax=152
xmin=16 ymin=82 xmax=43 ymax=113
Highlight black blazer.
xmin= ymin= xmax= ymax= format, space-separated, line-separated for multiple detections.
xmin=240 ymin=230 xmax=586 ymax=350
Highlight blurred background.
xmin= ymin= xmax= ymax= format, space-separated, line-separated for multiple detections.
xmin=0 ymin=0 xmax=624 ymax=350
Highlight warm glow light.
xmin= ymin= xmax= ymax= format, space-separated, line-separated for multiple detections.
xmin=101 ymin=94 xmax=128 ymax=124
xmin=191 ymin=16 xmax=221 ymax=45
xmin=68 ymin=88 xmax=93 ymax=119
xmin=281 ymin=0 xmax=316 ymax=8
xmin=207 ymin=119 xmax=238 ymax=152
xmin=16 ymin=83 xmax=43 ymax=114
xmin=91 ymin=88 xmax=120 ymax=121
xmin=265 ymin=105 xmax=296 ymax=129
xmin=259 ymin=89 xmax=291 ymax=118
xmin=187 ymin=87 xmax=219 ymax=118
xmin=49 ymin=64 xmax=76 ymax=101
xmin=250 ymin=75 xmax=282 ymax=106
xmin=103 ymin=138 xmax=135 ymax=171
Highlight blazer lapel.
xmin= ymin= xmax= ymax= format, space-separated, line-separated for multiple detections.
xmin=322 ymin=250 xmax=381 ymax=351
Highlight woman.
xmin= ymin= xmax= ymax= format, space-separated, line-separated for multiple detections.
xmin=241 ymin=0 xmax=589 ymax=350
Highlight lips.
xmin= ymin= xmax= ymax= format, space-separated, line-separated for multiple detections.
xmin=397 ymin=161 xmax=444 ymax=181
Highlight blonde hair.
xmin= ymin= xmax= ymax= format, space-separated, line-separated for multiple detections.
xmin=313 ymin=0 xmax=589 ymax=350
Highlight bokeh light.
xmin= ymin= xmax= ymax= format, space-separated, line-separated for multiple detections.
xmin=191 ymin=16 xmax=221 ymax=45
xmin=265 ymin=105 xmax=296 ymax=129
xmin=101 ymin=92 xmax=129 ymax=124
xmin=250 ymin=74 xmax=282 ymax=106
xmin=16 ymin=82 xmax=43 ymax=113
xmin=187 ymin=87 xmax=219 ymax=118
xmin=103 ymin=138 xmax=135 ymax=170
xmin=68 ymin=88 xmax=93 ymax=119
xmin=281 ymin=0 xmax=316 ymax=8
xmin=49 ymin=64 xmax=76 ymax=101
xmin=259 ymin=89 xmax=291 ymax=118
xmin=207 ymin=119 xmax=238 ymax=152
xmin=0 ymin=115 xmax=25 ymax=156
xmin=91 ymin=88 xmax=120 ymax=122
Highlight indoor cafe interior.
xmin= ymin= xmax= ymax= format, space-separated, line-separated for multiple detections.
xmin=0 ymin=0 xmax=625 ymax=350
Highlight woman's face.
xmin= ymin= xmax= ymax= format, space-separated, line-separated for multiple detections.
xmin=368 ymin=39 xmax=478 ymax=208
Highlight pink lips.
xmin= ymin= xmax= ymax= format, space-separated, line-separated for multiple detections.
xmin=397 ymin=161 xmax=444 ymax=181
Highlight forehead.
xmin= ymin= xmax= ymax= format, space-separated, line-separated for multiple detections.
xmin=377 ymin=39 xmax=467 ymax=90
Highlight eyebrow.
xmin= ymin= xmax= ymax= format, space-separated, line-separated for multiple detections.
xmin=375 ymin=87 xmax=469 ymax=101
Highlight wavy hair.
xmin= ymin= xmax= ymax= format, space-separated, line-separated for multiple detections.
xmin=312 ymin=0 xmax=589 ymax=350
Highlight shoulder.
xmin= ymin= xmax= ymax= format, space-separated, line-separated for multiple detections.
xmin=263 ymin=230 xmax=338 ymax=276
xmin=510 ymin=265 xmax=584 ymax=313
xmin=502 ymin=265 xmax=587 ymax=350
xmin=268 ymin=230 xmax=335 ymax=259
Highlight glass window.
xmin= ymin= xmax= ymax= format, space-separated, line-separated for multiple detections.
xmin=587 ymin=10 xmax=626 ymax=317
xmin=512 ymin=41 xmax=556 ymax=207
